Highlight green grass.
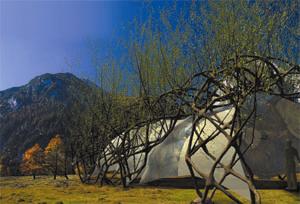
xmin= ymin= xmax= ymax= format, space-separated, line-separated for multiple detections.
xmin=0 ymin=175 xmax=299 ymax=204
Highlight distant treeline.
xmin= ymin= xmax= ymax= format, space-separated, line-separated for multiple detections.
xmin=0 ymin=135 xmax=73 ymax=179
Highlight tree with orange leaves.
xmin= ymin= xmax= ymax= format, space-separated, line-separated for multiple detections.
xmin=44 ymin=134 xmax=68 ymax=179
xmin=20 ymin=144 xmax=44 ymax=179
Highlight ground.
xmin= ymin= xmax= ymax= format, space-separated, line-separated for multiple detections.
xmin=0 ymin=175 xmax=299 ymax=204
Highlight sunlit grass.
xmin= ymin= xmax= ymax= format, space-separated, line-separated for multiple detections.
xmin=0 ymin=175 xmax=299 ymax=203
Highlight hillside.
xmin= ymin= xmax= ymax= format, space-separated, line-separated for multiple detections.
xmin=0 ymin=73 xmax=97 ymax=175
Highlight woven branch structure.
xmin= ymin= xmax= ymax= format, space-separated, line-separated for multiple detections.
xmin=76 ymin=55 xmax=299 ymax=204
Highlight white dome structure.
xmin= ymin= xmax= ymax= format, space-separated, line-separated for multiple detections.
xmin=93 ymin=95 xmax=300 ymax=201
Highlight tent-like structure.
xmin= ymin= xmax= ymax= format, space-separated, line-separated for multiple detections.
xmin=93 ymin=95 xmax=300 ymax=201
xmin=140 ymin=95 xmax=300 ymax=200
xmin=242 ymin=95 xmax=300 ymax=178
xmin=140 ymin=108 xmax=252 ymax=199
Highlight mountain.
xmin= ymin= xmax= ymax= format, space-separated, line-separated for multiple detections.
xmin=0 ymin=73 xmax=97 ymax=174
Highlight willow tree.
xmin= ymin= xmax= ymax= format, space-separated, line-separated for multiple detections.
xmin=196 ymin=0 xmax=299 ymax=94
xmin=72 ymin=1 xmax=299 ymax=203
xmin=114 ymin=0 xmax=300 ymax=203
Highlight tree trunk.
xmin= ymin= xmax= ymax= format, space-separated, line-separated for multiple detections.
xmin=64 ymin=151 xmax=68 ymax=180
xmin=54 ymin=151 xmax=58 ymax=180
xmin=76 ymin=161 xmax=84 ymax=183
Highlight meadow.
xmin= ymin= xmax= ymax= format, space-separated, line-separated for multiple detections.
xmin=0 ymin=175 xmax=299 ymax=204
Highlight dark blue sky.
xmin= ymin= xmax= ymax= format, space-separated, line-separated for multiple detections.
xmin=0 ymin=1 xmax=160 ymax=91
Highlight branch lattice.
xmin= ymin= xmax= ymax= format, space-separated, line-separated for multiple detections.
xmin=76 ymin=55 xmax=299 ymax=204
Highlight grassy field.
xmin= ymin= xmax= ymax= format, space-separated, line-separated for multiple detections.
xmin=0 ymin=175 xmax=299 ymax=204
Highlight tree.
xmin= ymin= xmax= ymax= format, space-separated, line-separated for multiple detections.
xmin=0 ymin=154 xmax=10 ymax=176
xmin=44 ymin=135 xmax=68 ymax=179
xmin=83 ymin=1 xmax=299 ymax=203
xmin=20 ymin=144 xmax=44 ymax=179
xmin=126 ymin=2 xmax=299 ymax=203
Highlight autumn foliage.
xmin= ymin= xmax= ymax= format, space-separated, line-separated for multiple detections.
xmin=44 ymin=134 xmax=68 ymax=179
xmin=45 ymin=135 xmax=63 ymax=154
xmin=20 ymin=144 xmax=44 ymax=179
xmin=19 ymin=134 xmax=70 ymax=180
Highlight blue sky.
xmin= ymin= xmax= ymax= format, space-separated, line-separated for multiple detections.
xmin=0 ymin=1 xmax=157 ymax=91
